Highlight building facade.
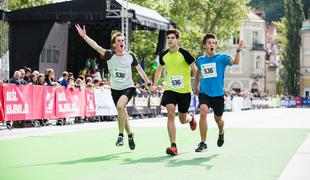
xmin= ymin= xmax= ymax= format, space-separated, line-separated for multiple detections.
xmin=265 ymin=22 xmax=281 ymax=95
xmin=225 ymin=11 xmax=266 ymax=94
xmin=300 ymin=20 xmax=310 ymax=97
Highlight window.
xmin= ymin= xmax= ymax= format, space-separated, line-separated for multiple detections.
xmin=256 ymin=56 xmax=261 ymax=69
xmin=233 ymin=31 xmax=240 ymax=45
xmin=251 ymin=83 xmax=258 ymax=93
xmin=231 ymin=82 xmax=241 ymax=93
xmin=253 ymin=31 xmax=258 ymax=44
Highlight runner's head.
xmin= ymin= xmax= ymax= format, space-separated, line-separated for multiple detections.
xmin=202 ymin=33 xmax=217 ymax=56
xmin=166 ymin=29 xmax=180 ymax=49
xmin=112 ymin=32 xmax=125 ymax=52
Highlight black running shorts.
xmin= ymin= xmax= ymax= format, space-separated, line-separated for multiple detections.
xmin=111 ymin=87 xmax=136 ymax=106
xmin=198 ymin=93 xmax=225 ymax=116
xmin=160 ymin=90 xmax=191 ymax=113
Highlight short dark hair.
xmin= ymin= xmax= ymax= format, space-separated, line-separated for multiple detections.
xmin=25 ymin=67 xmax=32 ymax=74
xmin=202 ymin=33 xmax=216 ymax=45
xmin=93 ymin=78 xmax=100 ymax=84
xmin=111 ymin=32 xmax=124 ymax=44
xmin=166 ymin=29 xmax=180 ymax=39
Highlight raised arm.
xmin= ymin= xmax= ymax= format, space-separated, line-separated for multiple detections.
xmin=230 ymin=40 xmax=244 ymax=65
xmin=75 ymin=24 xmax=106 ymax=57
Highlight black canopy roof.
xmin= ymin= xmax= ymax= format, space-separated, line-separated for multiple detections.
xmin=4 ymin=0 xmax=170 ymax=30
xmin=3 ymin=0 xmax=170 ymax=77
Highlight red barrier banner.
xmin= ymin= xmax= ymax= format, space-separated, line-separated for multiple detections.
xmin=43 ymin=86 xmax=56 ymax=119
xmin=55 ymin=87 xmax=85 ymax=118
xmin=0 ymin=84 xmax=97 ymax=122
xmin=1 ymin=84 xmax=33 ymax=121
xmin=31 ymin=85 xmax=45 ymax=119
xmin=0 ymin=86 xmax=4 ymax=121
xmin=84 ymin=88 xmax=96 ymax=117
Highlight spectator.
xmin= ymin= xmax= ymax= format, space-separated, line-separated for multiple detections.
xmin=80 ymin=66 xmax=89 ymax=77
xmin=24 ymin=67 xmax=32 ymax=82
xmin=101 ymin=78 xmax=110 ymax=89
xmin=74 ymin=78 xmax=84 ymax=89
xmin=68 ymin=77 xmax=75 ymax=88
xmin=9 ymin=71 xmax=28 ymax=85
xmin=45 ymin=69 xmax=58 ymax=86
xmin=29 ymin=73 xmax=38 ymax=85
xmin=36 ymin=74 xmax=46 ymax=85
xmin=85 ymin=77 xmax=93 ymax=85
xmin=68 ymin=72 xmax=74 ymax=79
xmin=93 ymin=78 xmax=100 ymax=88
xmin=19 ymin=69 xmax=26 ymax=79
xmin=59 ymin=71 xmax=69 ymax=88
xmin=86 ymin=82 xmax=94 ymax=89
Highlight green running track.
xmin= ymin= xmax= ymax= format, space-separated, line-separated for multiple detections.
xmin=0 ymin=127 xmax=309 ymax=180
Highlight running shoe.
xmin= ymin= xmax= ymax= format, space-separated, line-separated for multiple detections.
xmin=217 ymin=133 xmax=224 ymax=147
xmin=116 ymin=136 xmax=124 ymax=146
xmin=128 ymin=134 xmax=136 ymax=150
xmin=195 ymin=142 xmax=208 ymax=152
xmin=189 ymin=112 xmax=197 ymax=131
xmin=166 ymin=147 xmax=178 ymax=156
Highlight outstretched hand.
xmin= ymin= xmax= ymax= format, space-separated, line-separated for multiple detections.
xmin=150 ymin=85 xmax=157 ymax=93
xmin=75 ymin=24 xmax=86 ymax=38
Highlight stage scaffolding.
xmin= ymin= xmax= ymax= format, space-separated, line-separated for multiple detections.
xmin=0 ymin=0 xmax=9 ymax=80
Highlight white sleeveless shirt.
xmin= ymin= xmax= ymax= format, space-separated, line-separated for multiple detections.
xmin=104 ymin=50 xmax=138 ymax=90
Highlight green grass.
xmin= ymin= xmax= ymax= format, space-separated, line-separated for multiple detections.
xmin=0 ymin=128 xmax=309 ymax=180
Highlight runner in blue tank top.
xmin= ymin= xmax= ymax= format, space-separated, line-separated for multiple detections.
xmin=194 ymin=33 xmax=243 ymax=152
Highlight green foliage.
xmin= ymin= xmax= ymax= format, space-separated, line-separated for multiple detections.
xmin=8 ymin=0 xmax=52 ymax=10
xmin=276 ymin=79 xmax=284 ymax=95
xmin=303 ymin=0 xmax=310 ymax=19
xmin=129 ymin=0 xmax=249 ymax=83
xmin=281 ymin=0 xmax=304 ymax=96
xmin=274 ymin=18 xmax=287 ymax=94
xmin=0 ymin=21 xmax=9 ymax=57
xmin=249 ymin=0 xmax=309 ymax=21
xmin=249 ymin=0 xmax=284 ymax=22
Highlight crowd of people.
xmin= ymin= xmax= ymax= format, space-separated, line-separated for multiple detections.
xmin=0 ymin=66 xmax=111 ymax=90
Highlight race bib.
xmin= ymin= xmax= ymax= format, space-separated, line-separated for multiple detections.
xmin=114 ymin=67 xmax=128 ymax=81
xmin=169 ymin=75 xmax=184 ymax=89
xmin=201 ymin=63 xmax=217 ymax=78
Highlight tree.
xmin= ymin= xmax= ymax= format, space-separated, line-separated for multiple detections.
xmin=129 ymin=0 xmax=249 ymax=82
xmin=249 ymin=0 xmax=284 ymax=22
xmin=169 ymin=0 xmax=249 ymax=54
xmin=249 ymin=0 xmax=309 ymax=21
xmin=281 ymin=0 xmax=304 ymax=96
xmin=274 ymin=18 xmax=287 ymax=95
xmin=8 ymin=0 xmax=52 ymax=10
xmin=129 ymin=0 xmax=170 ymax=83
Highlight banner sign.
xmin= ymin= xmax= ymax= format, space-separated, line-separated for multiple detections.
xmin=2 ymin=84 xmax=33 ymax=121
xmin=84 ymin=88 xmax=96 ymax=117
xmin=94 ymin=88 xmax=117 ymax=116
xmin=0 ymin=84 xmax=98 ymax=121
xmin=55 ymin=87 xmax=85 ymax=118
